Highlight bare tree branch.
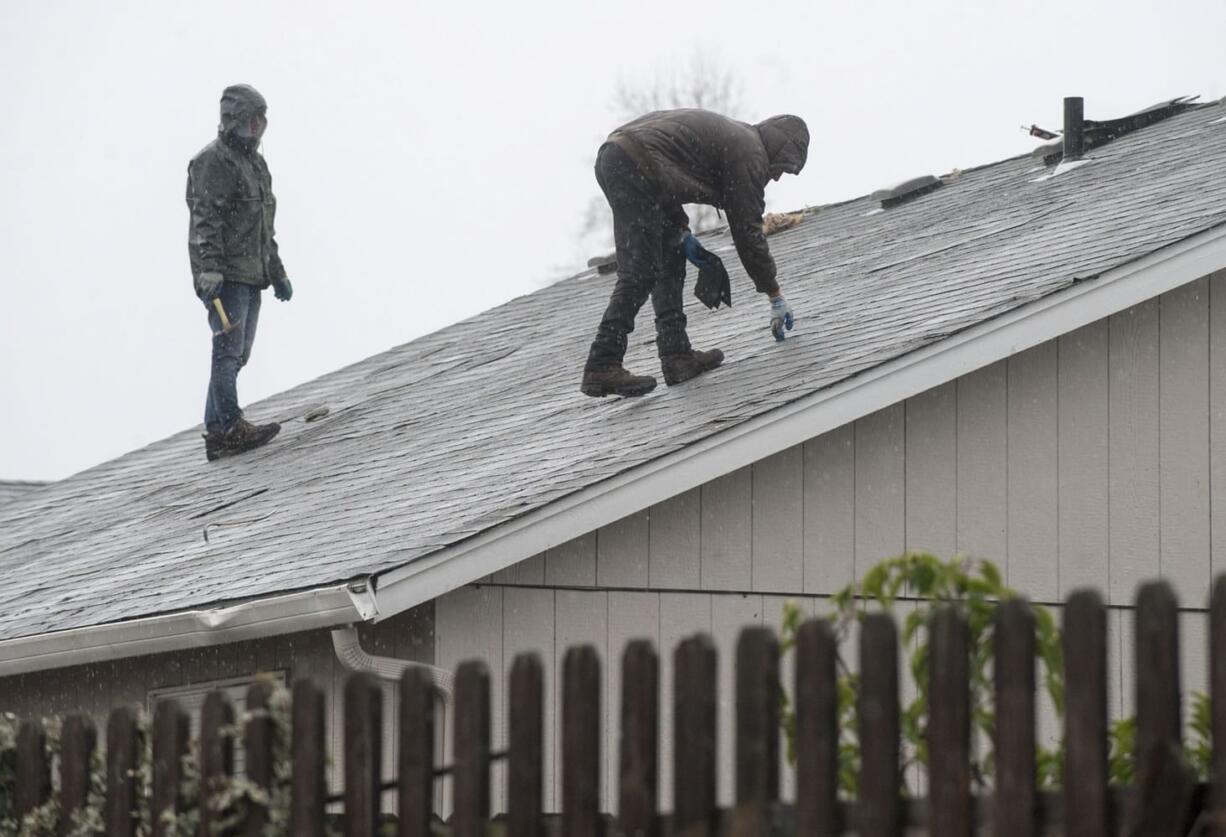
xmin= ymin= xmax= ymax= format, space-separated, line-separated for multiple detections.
xmin=580 ymin=50 xmax=742 ymax=257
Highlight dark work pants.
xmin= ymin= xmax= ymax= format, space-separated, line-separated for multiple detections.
xmin=204 ymin=282 xmax=262 ymax=434
xmin=585 ymin=143 xmax=692 ymax=371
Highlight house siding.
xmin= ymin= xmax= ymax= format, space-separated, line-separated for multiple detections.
xmin=443 ymin=269 xmax=1226 ymax=813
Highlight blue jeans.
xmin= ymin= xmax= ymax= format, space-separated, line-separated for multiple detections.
xmin=204 ymin=282 xmax=262 ymax=434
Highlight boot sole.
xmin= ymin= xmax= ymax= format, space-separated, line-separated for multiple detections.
xmin=580 ymin=379 xmax=658 ymax=398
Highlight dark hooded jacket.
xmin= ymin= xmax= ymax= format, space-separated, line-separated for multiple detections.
xmin=607 ymin=109 xmax=809 ymax=295
xmin=186 ymin=84 xmax=287 ymax=289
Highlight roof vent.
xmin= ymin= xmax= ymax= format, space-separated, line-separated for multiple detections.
xmin=1040 ymin=95 xmax=1198 ymax=165
xmin=587 ymin=253 xmax=618 ymax=275
xmin=871 ymin=174 xmax=942 ymax=209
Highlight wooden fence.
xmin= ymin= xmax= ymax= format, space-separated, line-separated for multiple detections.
xmin=10 ymin=576 xmax=1226 ymax=835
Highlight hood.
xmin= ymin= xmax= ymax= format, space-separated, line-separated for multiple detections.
xmin=756 ymin=114 xmax=809 ymax=175
xmin=218 ymin=84 xmax=268 ymax=148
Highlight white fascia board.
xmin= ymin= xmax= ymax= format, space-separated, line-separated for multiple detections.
xmin=0 ymin=584 xmax=367 ymax=677
xmin=370 ymin=223 xmax=1226 ymax=619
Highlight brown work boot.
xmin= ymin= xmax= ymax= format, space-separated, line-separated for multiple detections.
xmin=580 ymin=366 xmax=658 ymax=398
xmin=205 ymin=417 xmax=281 ymax=461
xmin=661 ymin=348 xmax=725 ymax=386
xmin=202 ymin=430 xmax=230 ymax=462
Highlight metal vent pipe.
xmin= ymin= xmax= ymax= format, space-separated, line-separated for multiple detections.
xmin=1063 ymin=96 xmax=1085 ymax=159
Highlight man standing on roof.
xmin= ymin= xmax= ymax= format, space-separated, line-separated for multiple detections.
xmin=187 ymin=84 xmax=292 ymax=461
xmin=580 ymin=109 xmax=809 ymax=398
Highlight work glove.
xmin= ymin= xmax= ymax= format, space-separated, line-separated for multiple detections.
xmin=195 ymin=271 xmax=224 ymax=301
xmin=769 ymin=295 xmax=795 ymax=342
xmin=681 ymin=232 xmax=710 ymax=269
xmin=272 ymin=276 xmax=293 ymax=302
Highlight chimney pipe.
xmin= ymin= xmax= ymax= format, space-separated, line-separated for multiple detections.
xmin=1063 ymin=96 xmax=1084 ymax=160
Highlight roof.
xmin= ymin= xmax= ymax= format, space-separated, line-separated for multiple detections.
xmin=3 ymin=101 xmax=1226 ymax=666
xmin=0 ymin=481 xmax=47 ymax=507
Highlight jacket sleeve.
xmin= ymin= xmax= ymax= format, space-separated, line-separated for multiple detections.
xmin=186 ymin=153 xmax=236 ymax=278
xmin=724 ymin=161 xmax=779 ymax=296
xmin=266 ymin=192 xmax=288 ymax=283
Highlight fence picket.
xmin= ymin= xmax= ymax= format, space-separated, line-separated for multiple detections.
xmin=618 ymin=639 xmax=658 ymax=837
xmin=290 ymin=680 xmax=326 ymax=837
xmin=12 ymin=575 xmax=1226 ymax=835
xmin=453 ymin=660 xmax=491 ymax=837
xmin=199 ymin=690 xmax=235 ymax=837
xmin=399 ymin=667 xmax=436 ymax=837
xmin=1129 ymin=581 xmax=1194 ymax=837
xmin=244 ymin=681 xmax=275 ymax=837
xmin=563 ymin=645 xmax=603 ymax=837
xmin=105 ymin=706 xmax=139 ymax=837
xmin=795 ymin=619 xmax=839 ymax=837
xmin=16 ymin=719 xmax=48 ymax=821
xmin=674 ymin=634 xmax=717 ymax=837
xmin=1212 ymin=574 xmax=1226 ymax=834
xmin=929 ymin=607 xmax=971 ymax=837
xmin=1063 ymin=590 xmax=1110 ymax=837
xmin=508 ymin=653 xmax=544 ymax=837
xmin=993 ymin=599 xmax=1036 ymax=837
xmin=151 ymin=700 xmax=189 ymax=837
xmin=857 ymin=613 xmax=900 ymax=837
xmin=344 ymin=671 xmax=383 ymax=837
xmin=59 ymin=714 xmax=96 ymax=837
xmin=731 ymin=627 xmax=779 ymax=837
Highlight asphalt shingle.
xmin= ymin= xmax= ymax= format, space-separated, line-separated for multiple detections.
xmin=3 ymin=104 xmax=1226 ymax=640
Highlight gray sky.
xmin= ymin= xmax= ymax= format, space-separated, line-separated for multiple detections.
xmin=2 ymin=0 xmax=1223 ymax=480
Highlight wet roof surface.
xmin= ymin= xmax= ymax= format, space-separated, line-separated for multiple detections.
xmin=4 ymin=104 xmax=1226 ymax=640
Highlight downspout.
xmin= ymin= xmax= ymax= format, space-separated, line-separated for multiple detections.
xmin=330 ymin=625 xmax=454 ymax=702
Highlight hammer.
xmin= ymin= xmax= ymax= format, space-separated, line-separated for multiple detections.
xmin=211 ymin=298 xmax=238 ymax=336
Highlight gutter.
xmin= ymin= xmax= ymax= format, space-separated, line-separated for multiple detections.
xmin=0 ymin=582 xmax=375 ymax=677
xmin=368 ymin=221 xmax=1226 ymax=619
xmin=331 ymin=626 xmax=454 ymax=702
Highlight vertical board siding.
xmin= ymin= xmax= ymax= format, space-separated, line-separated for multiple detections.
xmin=1160 ymin=279 xmax=1212 ymax=604
xmin=1109 ymin=301 xmax=1161 ymax=605
xmin=503 ymin=587 xmax=558 ymax=812
xmin=904 ymin=382 xmax=957 ymax=558
xmin=435 ymin=586 xmax=505 ymax=815
xmin=1058 ymin=320 xmax=1110 ymax=595
xmin=700 ymin=469 xmax=753 ymax=591
xmin=803 ymin=424 xmax=855 ymax=595
xmin=597 ymin=510 xmax=649 ymax=588
xmin=751 ymin=448 xmax=804 ymax=592
xmin=650 ymin=488 xmax=702 ymax=589
xmin=545 ymin=532 xmax=597 ymax=587
xmin=957 ymin=361 xmax=1009 ymax=562
xmin=491 ymin=553 xmax=546 ymax=586
xmin=1007 ymin=343 xmax=1059 ymax=600
xmin=711 ymin=595 xmax=764 ymax=806
xmin=1210 ymin=272 xmax=1226 ymax=581
xmin=854 ymin=405 xmax=906 ymax=579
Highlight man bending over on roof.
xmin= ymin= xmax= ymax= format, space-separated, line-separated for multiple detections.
xmin=580 ymin=109 xmax=810 ymax=398
xmin=186 ymin=84 xmax=292 ymax=462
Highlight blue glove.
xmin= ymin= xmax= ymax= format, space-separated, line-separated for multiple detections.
xmin=770 ymin=295 xmax=795 ymax=341
xmin=681 ymin=233 xmax=710 ymax=269
xmin=195 ymin=271 xmax=223 ymax=301
xmin=273 ymin=275 xmax=293 ymax=302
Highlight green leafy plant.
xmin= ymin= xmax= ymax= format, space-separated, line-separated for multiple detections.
xmin=779 ymin=551 xmax=1212 ymax=795
xmin=0 ymin=675 xmax=334 ymax=837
